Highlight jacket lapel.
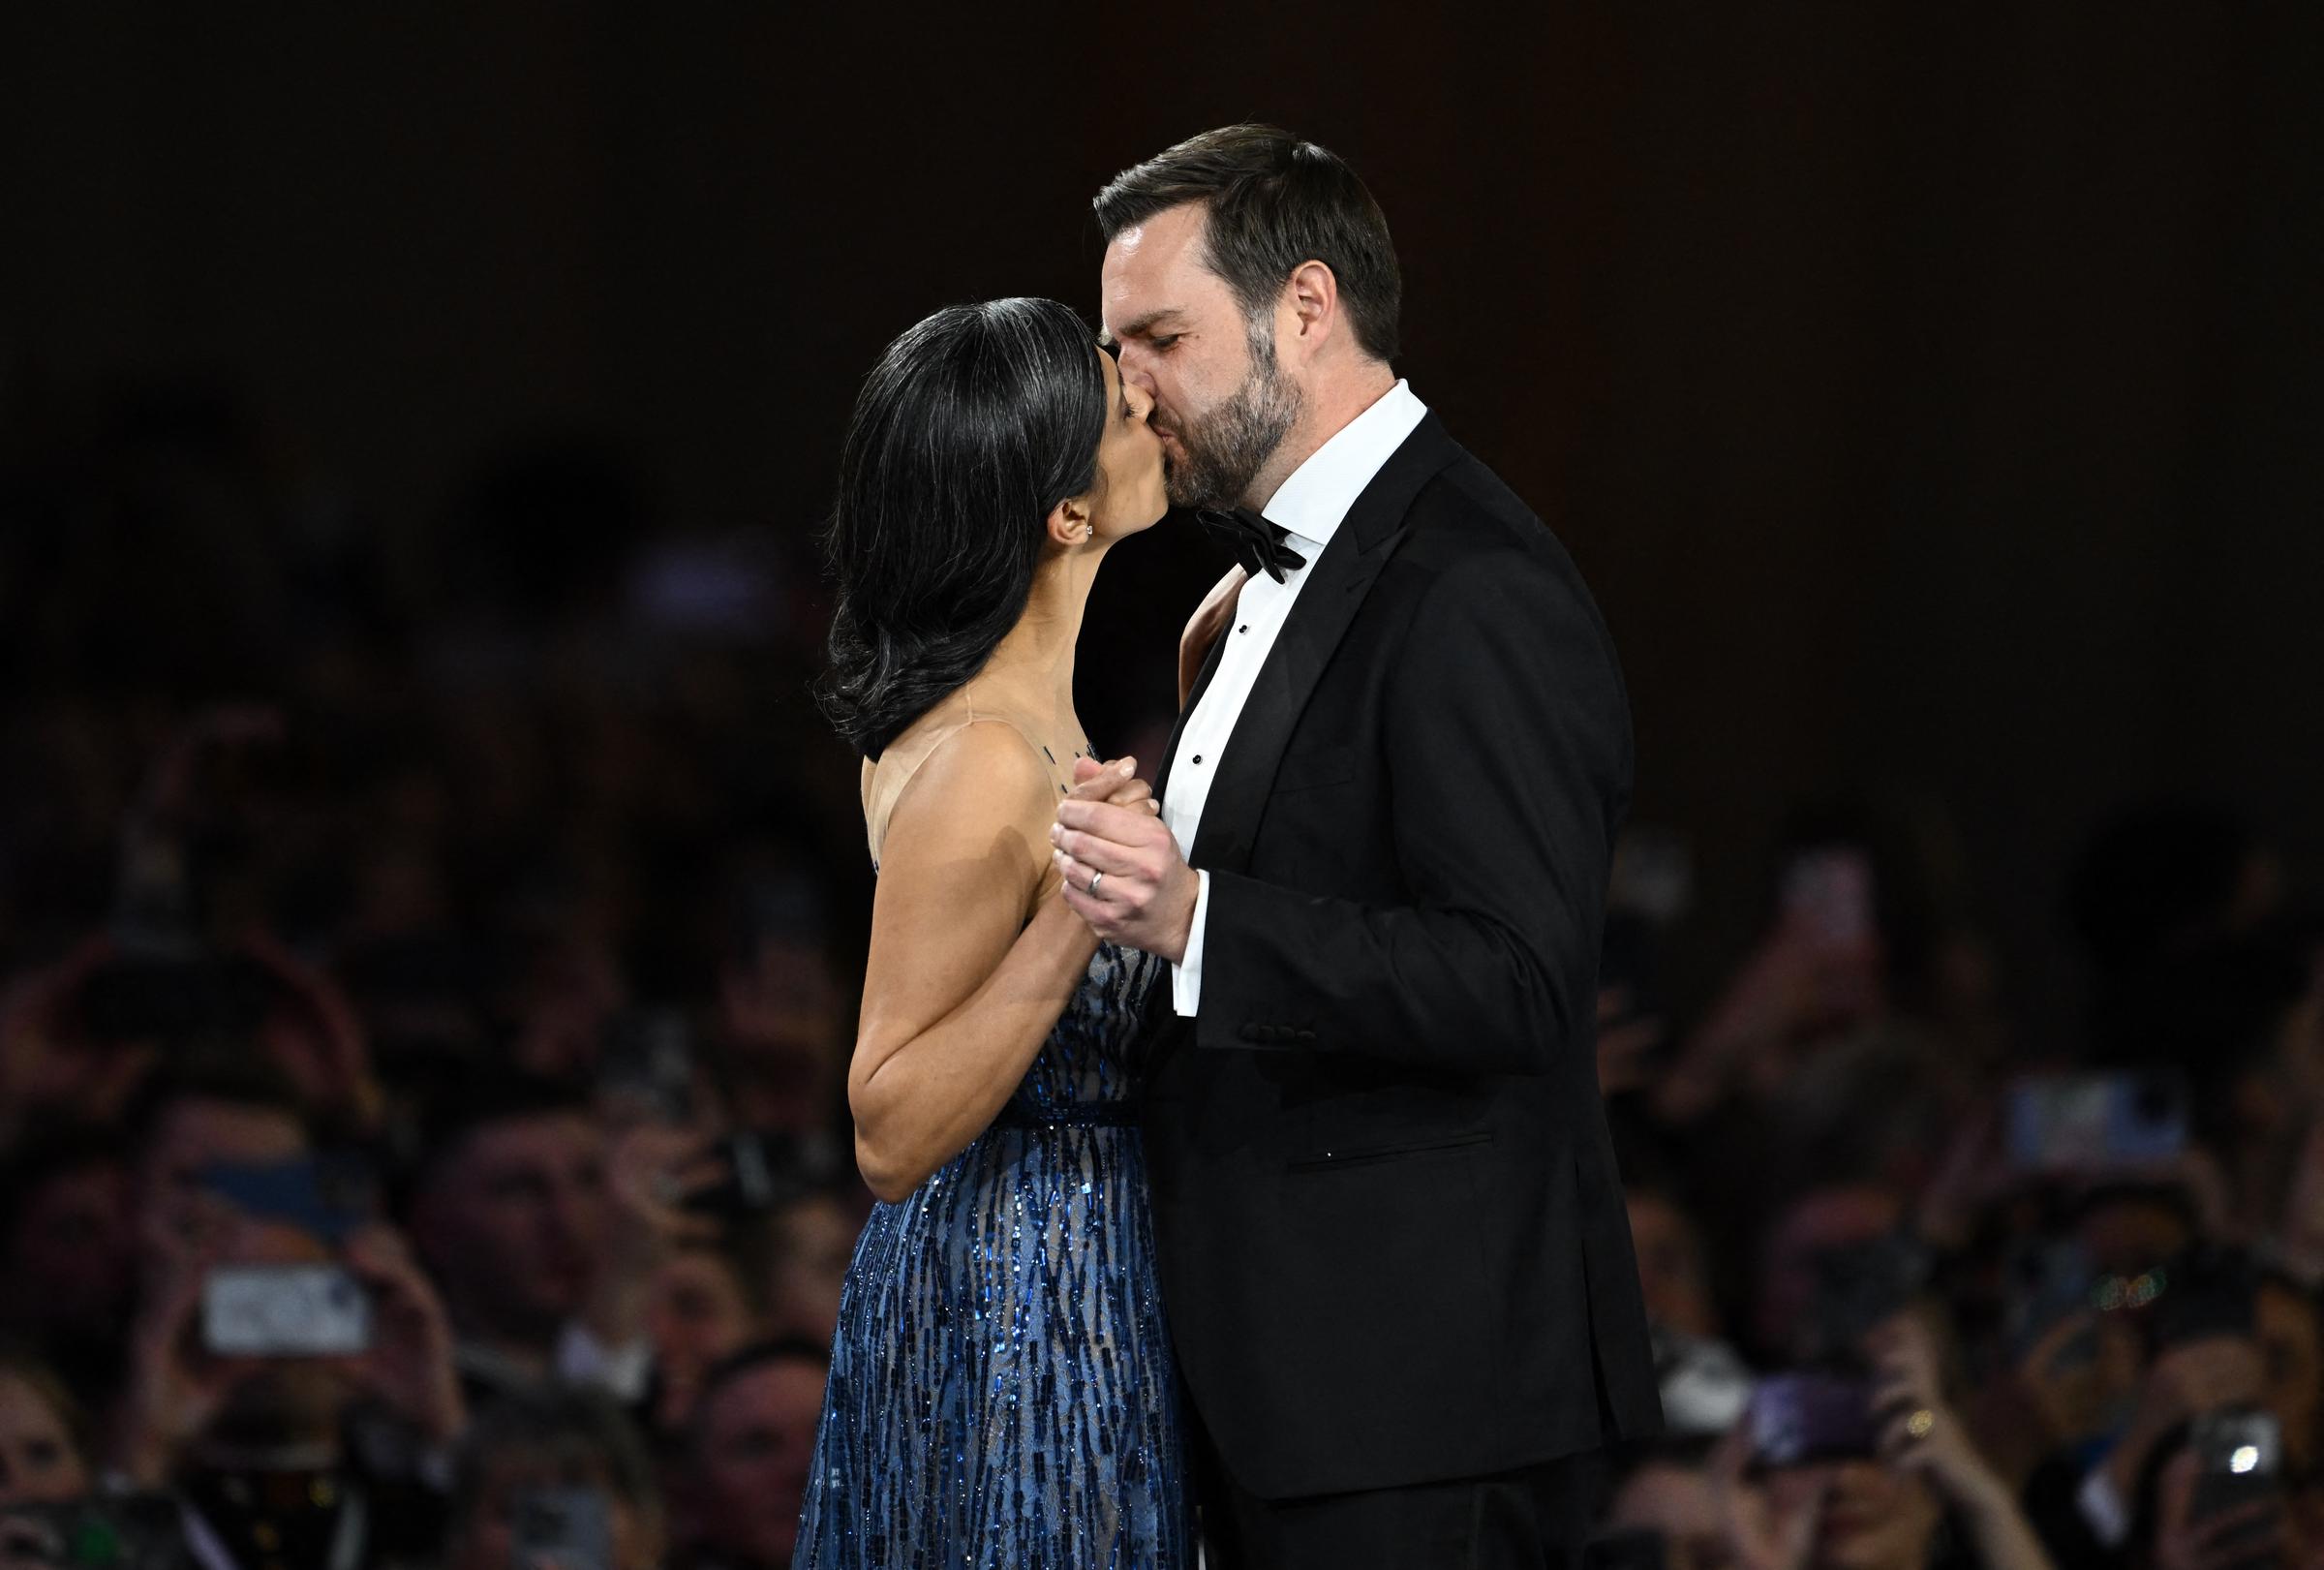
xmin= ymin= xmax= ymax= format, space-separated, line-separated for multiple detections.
xmin=1187 ymin=414 xmax=1459 ymax=876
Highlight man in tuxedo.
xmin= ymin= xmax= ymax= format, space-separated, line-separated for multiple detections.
xmin=1053 ymin=125 xmax=1663 ymax=1568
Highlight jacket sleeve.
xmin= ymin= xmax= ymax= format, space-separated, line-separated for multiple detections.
xmin=1192 ymin=544 xmax=1632 ymax=1075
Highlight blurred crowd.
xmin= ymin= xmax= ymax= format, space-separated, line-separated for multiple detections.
xmin=1596 ymin=801 xmax=2324 ymax=1570
xmin=2 ymin=380 xmax=2321 ymax=1570
xmin=0 ymin=382 xmax=863 ymax=1570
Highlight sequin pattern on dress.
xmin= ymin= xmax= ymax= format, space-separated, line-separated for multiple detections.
xmin=793 ymin=939 xmax=1192 ymax=1569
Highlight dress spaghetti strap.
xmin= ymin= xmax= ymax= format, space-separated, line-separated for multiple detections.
xmin=860 ymin=688 xmax=1052 ymax=870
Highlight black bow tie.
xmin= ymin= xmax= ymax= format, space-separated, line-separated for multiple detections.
xmin=1195 ymin=506 xmax=1307 ymax=583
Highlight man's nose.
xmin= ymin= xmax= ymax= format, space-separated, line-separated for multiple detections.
xmin=1116 ymin=348 xmax=1158 ymax=393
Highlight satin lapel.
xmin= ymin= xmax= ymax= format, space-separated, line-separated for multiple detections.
xmin=1187 ymin=414 xmax=1459 ymax=876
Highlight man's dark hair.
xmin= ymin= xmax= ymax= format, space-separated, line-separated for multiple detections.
xmin=407 ymin=1064 xmax=593 ymax=1185
xmin=1093 ymin=124 xmax=1402 ymax=363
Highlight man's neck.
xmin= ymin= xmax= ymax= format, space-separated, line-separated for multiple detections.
xmin=1245 ymin=361 xmax=1399 ymax=512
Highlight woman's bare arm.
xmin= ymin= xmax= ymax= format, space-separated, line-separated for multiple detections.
xmin=847 ymin=725 xmax=1140 ymax=1202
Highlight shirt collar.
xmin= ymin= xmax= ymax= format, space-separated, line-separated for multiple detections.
xmin=1256 ymin=379 xmax=1429 ymax=550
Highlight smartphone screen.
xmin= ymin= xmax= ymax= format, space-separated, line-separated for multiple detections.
xmin=202 ymin=1264 xmax=372 ymax=1358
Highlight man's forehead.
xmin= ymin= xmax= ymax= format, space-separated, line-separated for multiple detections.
xmin=1100 ymin=204 xmax=1210 ymax=329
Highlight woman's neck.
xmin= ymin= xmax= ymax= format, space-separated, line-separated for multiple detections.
xmin=975 ymin=544 xmax=1104 ymax=721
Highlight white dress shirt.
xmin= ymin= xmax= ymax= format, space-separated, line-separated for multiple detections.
xmin=1165 ymin=379 xmax=1429 ymax=1016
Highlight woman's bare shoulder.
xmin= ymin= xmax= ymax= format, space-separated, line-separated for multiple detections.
xmin=875 ymin=719 xmax=1057 ymax=869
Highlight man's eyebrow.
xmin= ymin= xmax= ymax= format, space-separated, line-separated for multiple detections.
xmin=1106 ymin=309 xmax=1184 ymax=344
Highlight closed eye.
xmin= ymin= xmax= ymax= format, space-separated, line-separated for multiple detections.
xmin=1149 ymin=334 xmax=1181 ymax=352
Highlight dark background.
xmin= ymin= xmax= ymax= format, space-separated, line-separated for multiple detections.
xmin=6 ymin=4 xmax=2320 ymax=1033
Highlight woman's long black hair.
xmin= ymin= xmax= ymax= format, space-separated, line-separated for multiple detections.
xmin=815 ymin=297 xmax=1108 ymax=759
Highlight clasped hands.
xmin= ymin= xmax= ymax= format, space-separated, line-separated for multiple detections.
xmin=1052 ymin=756 xmax=1200 ymax=965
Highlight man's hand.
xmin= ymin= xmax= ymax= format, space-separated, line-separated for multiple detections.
xmin=582 ymin=1123 xmax=723 ymax=1349
xmin=1054 ymin=758 xmax=1199 ymax=964
xmin=339 ymin=1225 xmax=466 ymax=1446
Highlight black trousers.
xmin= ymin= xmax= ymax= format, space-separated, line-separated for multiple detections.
xmin=1192 ymin=1414 xmax=1601 ymax=1570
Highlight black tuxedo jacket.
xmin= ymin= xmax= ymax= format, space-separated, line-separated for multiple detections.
xmin=1141 ymin=412 xmax=1663 ymax=1500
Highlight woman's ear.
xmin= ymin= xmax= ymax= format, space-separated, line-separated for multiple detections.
xmin=1045 ymin=493 xmax=1094 ymax=550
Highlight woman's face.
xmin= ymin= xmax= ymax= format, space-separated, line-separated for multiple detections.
xmin=1079 ymin=349 xmax=1167 ymax=544
xmin=0 ymin=1373 xmax=88 ymax=1508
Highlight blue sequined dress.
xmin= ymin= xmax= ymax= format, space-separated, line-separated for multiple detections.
xmin=793 ymin=938 xmax=1194 ymax=1569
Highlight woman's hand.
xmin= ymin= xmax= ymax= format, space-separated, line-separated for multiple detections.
xmin=1868 ymin=1313 xmax=2003 ymax=1510
xmin=1048 ymin=756 xmax=1162 ymax=902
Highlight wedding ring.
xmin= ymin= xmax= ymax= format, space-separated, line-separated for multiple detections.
xmin=1088 ymin=872 xmax=1104 ymax=896
xmin=1905 ymin=1407 xmax=1936 ymax=1440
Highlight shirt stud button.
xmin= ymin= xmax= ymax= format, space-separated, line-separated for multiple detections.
xmin=1192 ymin=754 xmax=1203 ymax=764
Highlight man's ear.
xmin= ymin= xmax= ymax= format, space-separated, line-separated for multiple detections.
xmin=1286 ymin=260 xmax=1339 ymax=350
xmin=1045 ymin=493 xmax=1093 ymax=549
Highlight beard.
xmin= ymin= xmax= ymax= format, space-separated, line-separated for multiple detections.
xmin=1161 ymin=323 xmax=1303 ymax=510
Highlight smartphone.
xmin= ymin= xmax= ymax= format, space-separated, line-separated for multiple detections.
xmin=2004 ymin=1072 xmax=2187 ymax=1173
xmin=510 ymin=1487 xmax=614 ymax=1570
xmin=1748 ymin=1370 xmax=1879 ymax=1468
xmin=200 ymin=1154 xmax=378 ymax=1246
xmin=0 ymin=1494 xmax=190 ymax=1569
xmin=2188 ymin=1408 xmax=2284 ymax=1564
xmin=202 ymin=1264 xmax=371 ymax=1358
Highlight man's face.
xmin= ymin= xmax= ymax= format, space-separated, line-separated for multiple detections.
xmin=416 ymin=1113 xmax=606 ymax=1341
xmin=1101 ymin=201 xmax=1300 ymax=510
xmin=697 ymin=1362 xmax=827 ymax=1566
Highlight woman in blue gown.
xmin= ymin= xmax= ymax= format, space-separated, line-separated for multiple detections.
xmin=792 ymin=298 xmax=1193 ymax=1569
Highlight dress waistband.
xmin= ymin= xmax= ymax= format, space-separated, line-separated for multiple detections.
xmin=991 ymin=1102 xmax=1143 ymax=1130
